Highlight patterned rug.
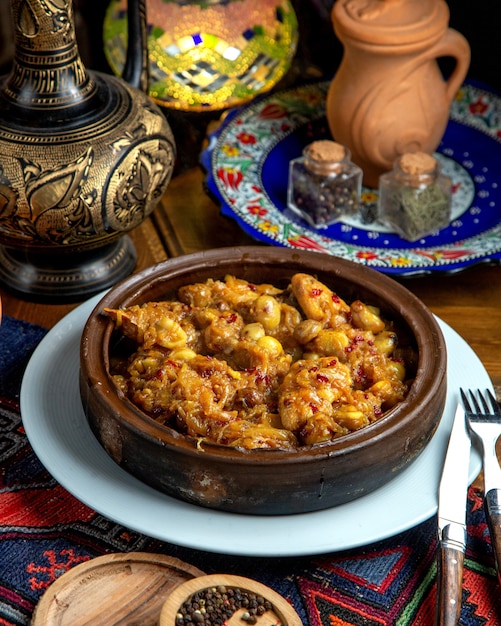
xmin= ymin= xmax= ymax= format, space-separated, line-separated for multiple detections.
xmin=1 ymin=314 xmax=500 ymax=625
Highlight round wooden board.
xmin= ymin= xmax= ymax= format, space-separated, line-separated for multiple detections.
xmin=160 ymin=573 xmax=303 ymax=625
xmin=31 ymin=552 xmax=205 ymax=625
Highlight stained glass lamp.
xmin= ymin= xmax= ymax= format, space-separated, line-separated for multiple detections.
xmin=103 ymin=0 xmax=298 ymax=111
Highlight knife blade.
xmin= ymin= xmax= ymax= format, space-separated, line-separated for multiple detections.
xmin=435 ymin=402 xmax=471 ymax=626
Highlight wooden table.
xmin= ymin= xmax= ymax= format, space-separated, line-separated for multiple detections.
xmin=2 ymin=164 xmax=501 ymax=391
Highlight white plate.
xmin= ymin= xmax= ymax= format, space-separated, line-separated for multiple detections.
xmin=20 ymin=293 xmax=489 ymax=557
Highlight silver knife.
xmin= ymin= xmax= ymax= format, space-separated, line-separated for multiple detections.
xmin=435 ymin=402 xmax=471 ymax=626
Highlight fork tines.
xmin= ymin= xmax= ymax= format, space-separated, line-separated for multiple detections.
xmin=460 ymin=388 xmax=500 ymax=419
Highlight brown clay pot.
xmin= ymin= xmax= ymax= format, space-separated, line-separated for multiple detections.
xmin=80 ymin=247 xmax=447 ymax=515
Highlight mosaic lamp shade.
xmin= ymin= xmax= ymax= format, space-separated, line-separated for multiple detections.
xmin=103 ymin=0 xmax=299 ymax=112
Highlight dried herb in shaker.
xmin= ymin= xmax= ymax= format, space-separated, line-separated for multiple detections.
xmin=377 ymin=152 xmax=452 ymax=241
xmin=287 ymin=140 xmax=362 ymax=228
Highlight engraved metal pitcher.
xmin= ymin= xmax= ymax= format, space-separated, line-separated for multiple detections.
xmin=0 ymin=0 xmax=176 ymax=301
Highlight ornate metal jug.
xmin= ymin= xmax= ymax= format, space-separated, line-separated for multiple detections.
xmin=0 ymin=0 xmax=176 ymax=301
xmin=326 ymin=0 xmax=470 ymax=188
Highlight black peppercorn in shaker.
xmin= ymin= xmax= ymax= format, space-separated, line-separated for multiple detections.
xmin=287 ymin=140 xmax=362 ymax=228
xmin=377 ymin=152 xmax=452 ymax=241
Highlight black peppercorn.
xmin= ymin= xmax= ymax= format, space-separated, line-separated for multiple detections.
xmin=178 ymin=585 xmax=279 ymax=625
xmin=287 ymin=140 xmax=362 ymax=228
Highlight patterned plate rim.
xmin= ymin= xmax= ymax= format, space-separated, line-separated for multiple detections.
xmin=201 ymin=80 xmax=501 ymax=276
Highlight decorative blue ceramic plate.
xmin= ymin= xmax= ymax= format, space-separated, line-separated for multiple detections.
xmin=201 ymin=81 xmax=501 ymax=276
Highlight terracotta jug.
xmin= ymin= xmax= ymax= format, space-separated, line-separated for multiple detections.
xmin=326 ymin=0 xmax=470 ymax=188
xmin=0 ymin=0 xmax=176 ymax=302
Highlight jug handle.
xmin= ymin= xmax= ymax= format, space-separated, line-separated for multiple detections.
xmin=429 ymin=28 xmax=471 ymax=104
xmin=122 ymin=0 xmax=150 ymax=93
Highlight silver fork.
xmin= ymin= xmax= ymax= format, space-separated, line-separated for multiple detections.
xmin=460 ymin=388 xmax=501 ymax=584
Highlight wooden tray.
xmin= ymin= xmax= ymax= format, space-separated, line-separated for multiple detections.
xmin=31 ymin=552 xmax=205 ymax=625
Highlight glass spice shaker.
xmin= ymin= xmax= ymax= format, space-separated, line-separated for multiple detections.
xmin=377 ymin=152 xmax=452 ymax=241
xmin=287 ymin=140 xmax=362 ymax=228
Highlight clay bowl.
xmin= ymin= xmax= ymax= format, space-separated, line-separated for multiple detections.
xmin=80 ymin=246 xmax=447 ymax=515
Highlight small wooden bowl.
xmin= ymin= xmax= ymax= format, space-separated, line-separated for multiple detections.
xmin=159 ymin=574 xmax=302 ymax=626
xmin=80 ymin=246 xmax=447 ymax=515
